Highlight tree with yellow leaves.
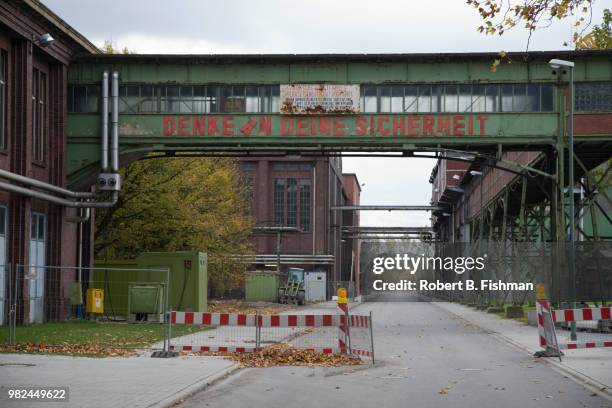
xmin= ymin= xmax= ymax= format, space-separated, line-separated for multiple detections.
xmin=95 ymin=157 xmax=254 ymax=293
xmin=468 ymin=0 xmax=607 ymax=48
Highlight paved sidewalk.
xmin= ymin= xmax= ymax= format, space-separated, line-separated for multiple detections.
xmin=0 ymin=354 xmax=237 ymax=408
xmin=435 ymin=301 xmax=612 ymax=396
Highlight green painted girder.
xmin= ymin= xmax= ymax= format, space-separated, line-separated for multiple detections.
xmin=68 ymin=53 xmax=612 ymax=84
xmin=66 ymin=112 xmax=612 ymax=188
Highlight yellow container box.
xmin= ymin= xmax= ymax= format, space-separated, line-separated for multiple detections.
xmin=86 ymin=288 xmax=104 ymax=314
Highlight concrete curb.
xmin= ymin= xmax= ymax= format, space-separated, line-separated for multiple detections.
xmin=432 ymin=302 xmax=612 ymax=402
xmin=151 ymin=362 xmax=241 ymax=408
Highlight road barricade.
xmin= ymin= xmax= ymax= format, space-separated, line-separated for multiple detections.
xmin=168 ymin=310 xmax=374 ymax=361
xmin=536 ymin=299 xmax=612 ymax=357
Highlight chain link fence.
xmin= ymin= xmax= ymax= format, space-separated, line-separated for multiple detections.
xmin=1 ymin=264 xmax=174 ymax=351
xmin=360 ymin=241 xmax=612 ymax=308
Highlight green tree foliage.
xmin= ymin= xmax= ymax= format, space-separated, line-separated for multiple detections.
xmin=576 ymin=9 xmax=612 ymax=49
xmin=100 ymin=40 xmax=132 ymax=54
xmin=95 ymin=157 xmax=254 ymax=290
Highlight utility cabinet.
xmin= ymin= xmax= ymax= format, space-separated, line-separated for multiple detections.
xmin=94 ymin=251 xmax=208 ymax=319
xmin=304 ymin=271 xmax=326 ymax=301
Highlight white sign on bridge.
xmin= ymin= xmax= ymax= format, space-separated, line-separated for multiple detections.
xmin=280 ymin=84 xmax=360 ymax=114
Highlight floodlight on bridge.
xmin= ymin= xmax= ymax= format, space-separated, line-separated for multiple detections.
xmin=548 ymin=59 xmax=575 ymax=69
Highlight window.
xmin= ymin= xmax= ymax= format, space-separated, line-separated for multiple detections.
xmin=287 ymin=178 xmax=297 ymax=227
xmin=431 ymin=85 xmax=443 ymax=113
xmin=458 ymin=85 xmax=472 ymax=112
xmin=68 ymin=85 xmax=98 ymax=113
xmin=274 ymin=179 xmax=285 ymax=226
xmin=68 ymin=84 xmax=281 ymax=114
xmin=527 ymin=84 xmax=540 ymax=111
xmin=379 ymin=87 xmax=391 ymax=112
xmin=32 ymin=69 xmax=46 ymax=163
xmin=512 ymin=84 xmax=527 ymax=112
xmin=359 ymin=83 xmax=554 ymax=113
xmin=485 ymin=85 xmax=499 ymax=112
xmin=246 ymin=86 xmax=259 ymax=113
xmin=576 ymin=82 xmax=612 ymax=112
xmin=273 ymin=177 xmax=312 ymax=231
xmin=541 ymin=84 xmax=554 ymax=111
xmin=29 ymin=212 xmax=46 ymax=323
xmin=501 ymin=85 xmax=513 ymax=112
xmin=418 ymin=85 xmax=432 ymax=113
xmin=444 ymin=85 xmax=458 ymax=112
xmin=391 ymin=86 xmax=403 ymax=112
xmin=271 ymin=162 xmax=313 ymax=171
xmin=361 ymin=86 xmax=377 ymax=112
xmin=471 ymin=85 xmax=486 ymax=112
xmin=0 ymin=50 xmax=6 ymax=149
xmin=404 ymin=86 xmax=418 ymax=112
xmin=66 ymin=82 xmax=560 ymax=114
xmin=299 ymin=179 xmax=311 ymax=232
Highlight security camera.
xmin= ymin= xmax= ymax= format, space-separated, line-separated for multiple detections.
xmin=38 ymin=33 xmax=55 ymax=48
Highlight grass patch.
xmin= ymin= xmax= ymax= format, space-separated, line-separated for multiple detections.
xmin=0 ymin=320 xmax=208 ymax=349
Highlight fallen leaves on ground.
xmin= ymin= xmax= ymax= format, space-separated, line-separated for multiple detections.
xmin=231 ymin=345 xmax=362 ymax=368
xmin=184 ymin=344 xmax=362 ymax=368
xmin=208 ymin=300 xmax=292 ymax=315
xmin=0 ymin=342 xmax=136 ymax=357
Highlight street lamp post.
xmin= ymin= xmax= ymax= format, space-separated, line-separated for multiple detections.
xmin=549 ymin=58 xmax=577 ymax=341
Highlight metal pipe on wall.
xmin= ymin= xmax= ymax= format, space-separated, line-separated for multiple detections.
xmin=0 ymin=181 xmax=118 ymax=208
xmin=66 ymin=207 xmax=91 ymax=223
xmin=0 ymin=168 xmax=95 ymax=199
xmin=101 ymin=70 xmax=109 ymax=172
xmin=110 ymin=71 xmax=119 ymax=172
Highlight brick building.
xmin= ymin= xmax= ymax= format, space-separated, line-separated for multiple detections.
xmin=0 ymin=0 xmax=98 ymax=323
xmin=239 ymin=157 xmax=361 ymax=294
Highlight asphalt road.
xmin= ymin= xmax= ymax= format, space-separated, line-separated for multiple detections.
xmin=180 ymin=302 xmax=612 ymax=408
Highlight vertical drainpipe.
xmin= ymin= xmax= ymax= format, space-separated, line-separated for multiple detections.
xmin=111 ymin=71 xmax=119 ymax=172
xmin=101 ymin=71 xmax=109 ymax=172
xmin=312 ymin=163 xmax=316 ymax=255
xmin=79 ymin=71 xmax=108 ymax=285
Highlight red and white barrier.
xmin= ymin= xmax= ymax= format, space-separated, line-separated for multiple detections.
xmin=169 ymin=345 xmax=256 ymax=353
xmin=337 ymin=302 xmax=349 ymax=354
xmin=171 ymin=311 xmax=257 ymax=326
xmin=350 ymin=347 xmax=373 ymax=357
xmin=258 ymin=314 xmax=341 ymax=327
xmin=170 ymin=311 xmax=371 ymax=328
xmin=551 ymin=307 xmax=611 ymax=323
xmin=536 ymin=300 xmax=612 ymax=353
xmin=170 ymin=309 xmax=373 ymax=359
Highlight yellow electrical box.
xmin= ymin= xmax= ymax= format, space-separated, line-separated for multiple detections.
xmin=86 ymin=288 xmax=104 ymax=314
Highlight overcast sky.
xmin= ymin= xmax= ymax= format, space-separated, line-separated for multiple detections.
xmin=43 ymin=0 xmax=607 ymax=227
